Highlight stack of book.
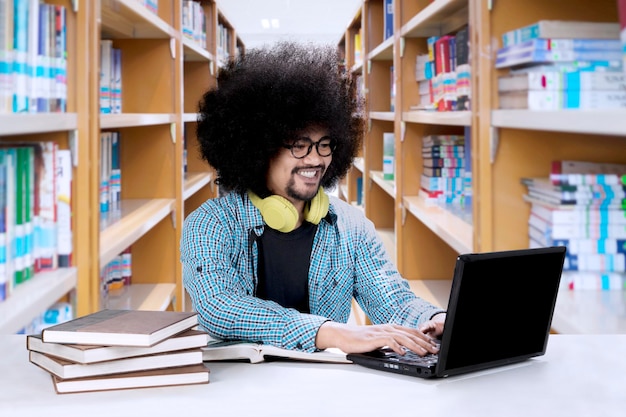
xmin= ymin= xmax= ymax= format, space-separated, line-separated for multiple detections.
xmin=420 ymin=134 xmax=466 ymax=207
xmin=523 ymin=160 xmax=626 ymax=290
xmin=495 ymin=20 xmax=626 ymax=110
xmin=27 ymin=309 xmax=210 ymax=394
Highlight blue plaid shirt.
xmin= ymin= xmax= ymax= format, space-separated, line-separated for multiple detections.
xmin=181 ymin=192 xmax=444 ymax=352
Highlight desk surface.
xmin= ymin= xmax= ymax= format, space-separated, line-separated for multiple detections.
xmin=1 ymin=334 xmax=624 ymax=417
xmin=408 ymin=279 xmax=626 ymax=334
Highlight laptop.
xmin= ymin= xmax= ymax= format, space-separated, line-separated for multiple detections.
xmin=347 ymin=246 xmax=567 ymax=378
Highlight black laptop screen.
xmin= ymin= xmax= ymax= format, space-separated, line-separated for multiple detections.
xmin=437 ymin=247 xmax=566 ymax=377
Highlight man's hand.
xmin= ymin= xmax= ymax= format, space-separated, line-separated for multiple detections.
xmin=315 ymin=321 xmax=441 ymax=356
xmin=418 ymin=312 xmax=446 ymax=338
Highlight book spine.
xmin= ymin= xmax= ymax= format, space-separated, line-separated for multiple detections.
xmin=56 ymin=149 xmax=72 ymax=267
xmin=423 ymin=157 xmax=464 ymax=168
xmin=498 ymin=39 xmax=622 ymax=57
xmin=523 ymin=90 xmax=626 ymax=110
xmin=564 ymin=253 xmax=626 ymax=272
xmin=513 ymin=71 xmax=626 ymax=91
xmin=553 ymin=238 xmax=626 ymax=255
xmin=0 ymin=150 xmax=6 ymax=301
xmin=502 ymin=23 xmax=540 ymax=47
xmin=495 ymin=49 xmax=624 ymax=69
xmin=382 ymin=133 xmax=394 ymax=180
xmin=566 ymin=271 xmax=626 ymax=290
xmin=383 ymin=0 xmax=393 ymax=40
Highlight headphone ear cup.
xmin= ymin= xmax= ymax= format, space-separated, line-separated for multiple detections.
xmin=249 ymin=192 xmax=299 ymax=233
xmin=304 ymin=187 xmax=329 ymax=225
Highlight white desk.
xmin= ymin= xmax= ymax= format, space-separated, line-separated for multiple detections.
xmin=1 ymin=335 xmax=624 ymax=417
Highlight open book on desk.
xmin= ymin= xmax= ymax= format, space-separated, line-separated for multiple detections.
xmin=202 ymin=340 xmax=352 ymax=364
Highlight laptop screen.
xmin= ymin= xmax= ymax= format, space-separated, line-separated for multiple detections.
xmin=437 ymin=246 xmax=566 ymax=377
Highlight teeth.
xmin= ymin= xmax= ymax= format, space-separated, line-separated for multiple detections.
xmin=299 ymin=170 xmax=316 ymax=178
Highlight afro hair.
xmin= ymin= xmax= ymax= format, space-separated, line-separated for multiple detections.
xmin=196 ymin=41 xmax=364 ymax=196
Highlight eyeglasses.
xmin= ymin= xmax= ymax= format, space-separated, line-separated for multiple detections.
xmin=283 ymin=137 xmax=337 ymax=159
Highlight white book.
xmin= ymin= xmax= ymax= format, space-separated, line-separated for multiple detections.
xmin=498 ymin=71 xmax=626 ymax=92
xmin=202 ymin=340 xmax=351 ymax=364
xmin=30 ymin=348 xmax=203 ymax=379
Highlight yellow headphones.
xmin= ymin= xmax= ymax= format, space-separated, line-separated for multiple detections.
xmin=248 ymin=187 xmax=329 ymax=233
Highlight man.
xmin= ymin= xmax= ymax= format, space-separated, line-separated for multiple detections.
xmin=181 ymin=42 xmax=444 ymax=357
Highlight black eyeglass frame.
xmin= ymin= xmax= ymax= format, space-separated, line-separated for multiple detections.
xmin=283 ymin=137 xmax=337 ymax=159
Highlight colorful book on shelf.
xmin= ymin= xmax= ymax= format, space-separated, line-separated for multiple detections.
xmin=56 ymin=149 xmax=72 ymax=267
xmin=529 ymin=213 xmax=626 ymax=239
xmin=422 ymin=135 xmax=464 ymax=147
xmin=201 ymin=340 xmax=351 ymax=364
xmin=383 ymin=0 xmax=393 ymax=40
xmin=29 ymin=348 xmax=204 ymax=380
xmin=497 ymin=71 xmax=626 ymax=92
xmin=509 ymin=60 xmax=623 ymax=74
xmin=383 ymin=132 xmax=394 ymax=180
xmin=498 ymin=89 xmax=626 ymax=110
xmin=528 ymin=199 xmax=626 ymax=225
xmin=495 ymin=49 xmax=623 ymax=69
xmin=530 ymin=228 xmax=626 ymax=255
xmin=522 ymin=177 xmax=626 ymax=203
xmin=423 ymin=157 xmax=464 ymax=169
xmin=550 ymin=160 xmax=626 ymax=185
xmin=51 ymin=363 xmax=210 ymax=394
xmin=41 ymin=310 xmax=199 ymax=347
xmin=422 ymin=167 xmax=464 ymax=178
xmin=422 ymin=145 xmax=465 ymax=158
xmin=27 ymin=329 xmax=209 ymax=364
xmin=563 ymin=252 xmax=625 ymax=272
xmin=563 ymin=271 xmax=626 ymax=290
xmin=498 ymin=39 xmax=622 ymax=57
xmin=501 ymin=20 xmax=620 ymax=47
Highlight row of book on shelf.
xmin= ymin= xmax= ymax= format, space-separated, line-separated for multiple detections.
xmin=0 ymin=141 xmax=73 ymax=302
xmin=182 ymin=0 xmax=207 ymax=50
xmin=350 ymin=0 xmax=393 ymax=68
xmin=0 ymin=0 xmax=68 ymax=114
xmin=523 ymin=160 xmax=626 ymax=291
xmin=418 ymin=130 xmax=473 ymax=213
xmin=412 ymin=25 xmax=470 ymax=112
xmin=495 ymin=19 xmax=626 ymax=110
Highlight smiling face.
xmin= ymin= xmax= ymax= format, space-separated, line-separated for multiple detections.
xmin=266 ymin=126 xmax=332 ymax=213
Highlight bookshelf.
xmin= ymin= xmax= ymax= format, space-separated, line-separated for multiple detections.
xmin=0 ymin=0 xmax=241 ymax=333
xmin=339 ymin=0 xmax=626 ymax=334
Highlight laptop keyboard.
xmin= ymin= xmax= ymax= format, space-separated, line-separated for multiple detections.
xmin=378 ymin=347 xmax=439 ymax=366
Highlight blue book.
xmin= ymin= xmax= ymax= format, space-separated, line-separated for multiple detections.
xmin=383 ymin=0 xmax=393 ymax=40
xmin=0 ymin=150 xmax=7 ymax=301
xmin=553 ymin=238 xmax=626 ymax=255
xmin=496 ymin=49 xmax=624 ymax=69
xmin=498 ymin=38 xmax=622 ymax=57
xmin=502 ymin=20 xmax=620 ymax=47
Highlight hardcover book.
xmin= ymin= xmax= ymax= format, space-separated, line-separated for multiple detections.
xmin=27 ymin=329 xmax=209 ymax=364
xmin=501 ymin=20 xmax=620 ymax=47
xmin=497 ymin=71 xmax=626 ymax=92
xmin=30 ymin=348 xmax=204 ymax=379
xmin=41 ymin=310 xmax=198 ymax=347
xmin=51 ymin=363 xmax=210 ymax=394
xmin=201 ymin=340 xmax=351 ymax=364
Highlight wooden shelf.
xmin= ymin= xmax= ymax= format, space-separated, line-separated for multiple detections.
xmin=0 ymin=114 xmax=78 ymax=136
xmin=183 ymin=113 xmax=199 ymax=123
xmin=184 ymin=172 xmax=213 ymax=200
xmin=100 ymin=113 xmax=176 ymax=129
xmin=106 ymin=283 xmax=177 ymax=311
xmin=369 ymin=37 xmax=394 ymax=61
xmin=370 ymin=170 xmax=396 ymax=199
xmin=402 ymin=110 xmax=471 ymax=126
xmin=402 ymin=196 xmax=473 ymax=255
xmin=492 ymin=110 xmax=626 ymax=137
xmin=183 ymin=39 xmax=215 ymax=63
xmin=370 ymin=111 xmax=395 ymax=121
xmin=101 ymin=0 xmax=176 ymax=39
xmin=0 ymin=269 xmax=77 ymax=334
xmin=401 ymin=0 xmax=468 ymax=38
xmin=99 ymin=199 xmax=176 ymax=267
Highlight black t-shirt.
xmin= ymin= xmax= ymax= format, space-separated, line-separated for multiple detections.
xmin=256 ymin=222 xmax=317 ymax=313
